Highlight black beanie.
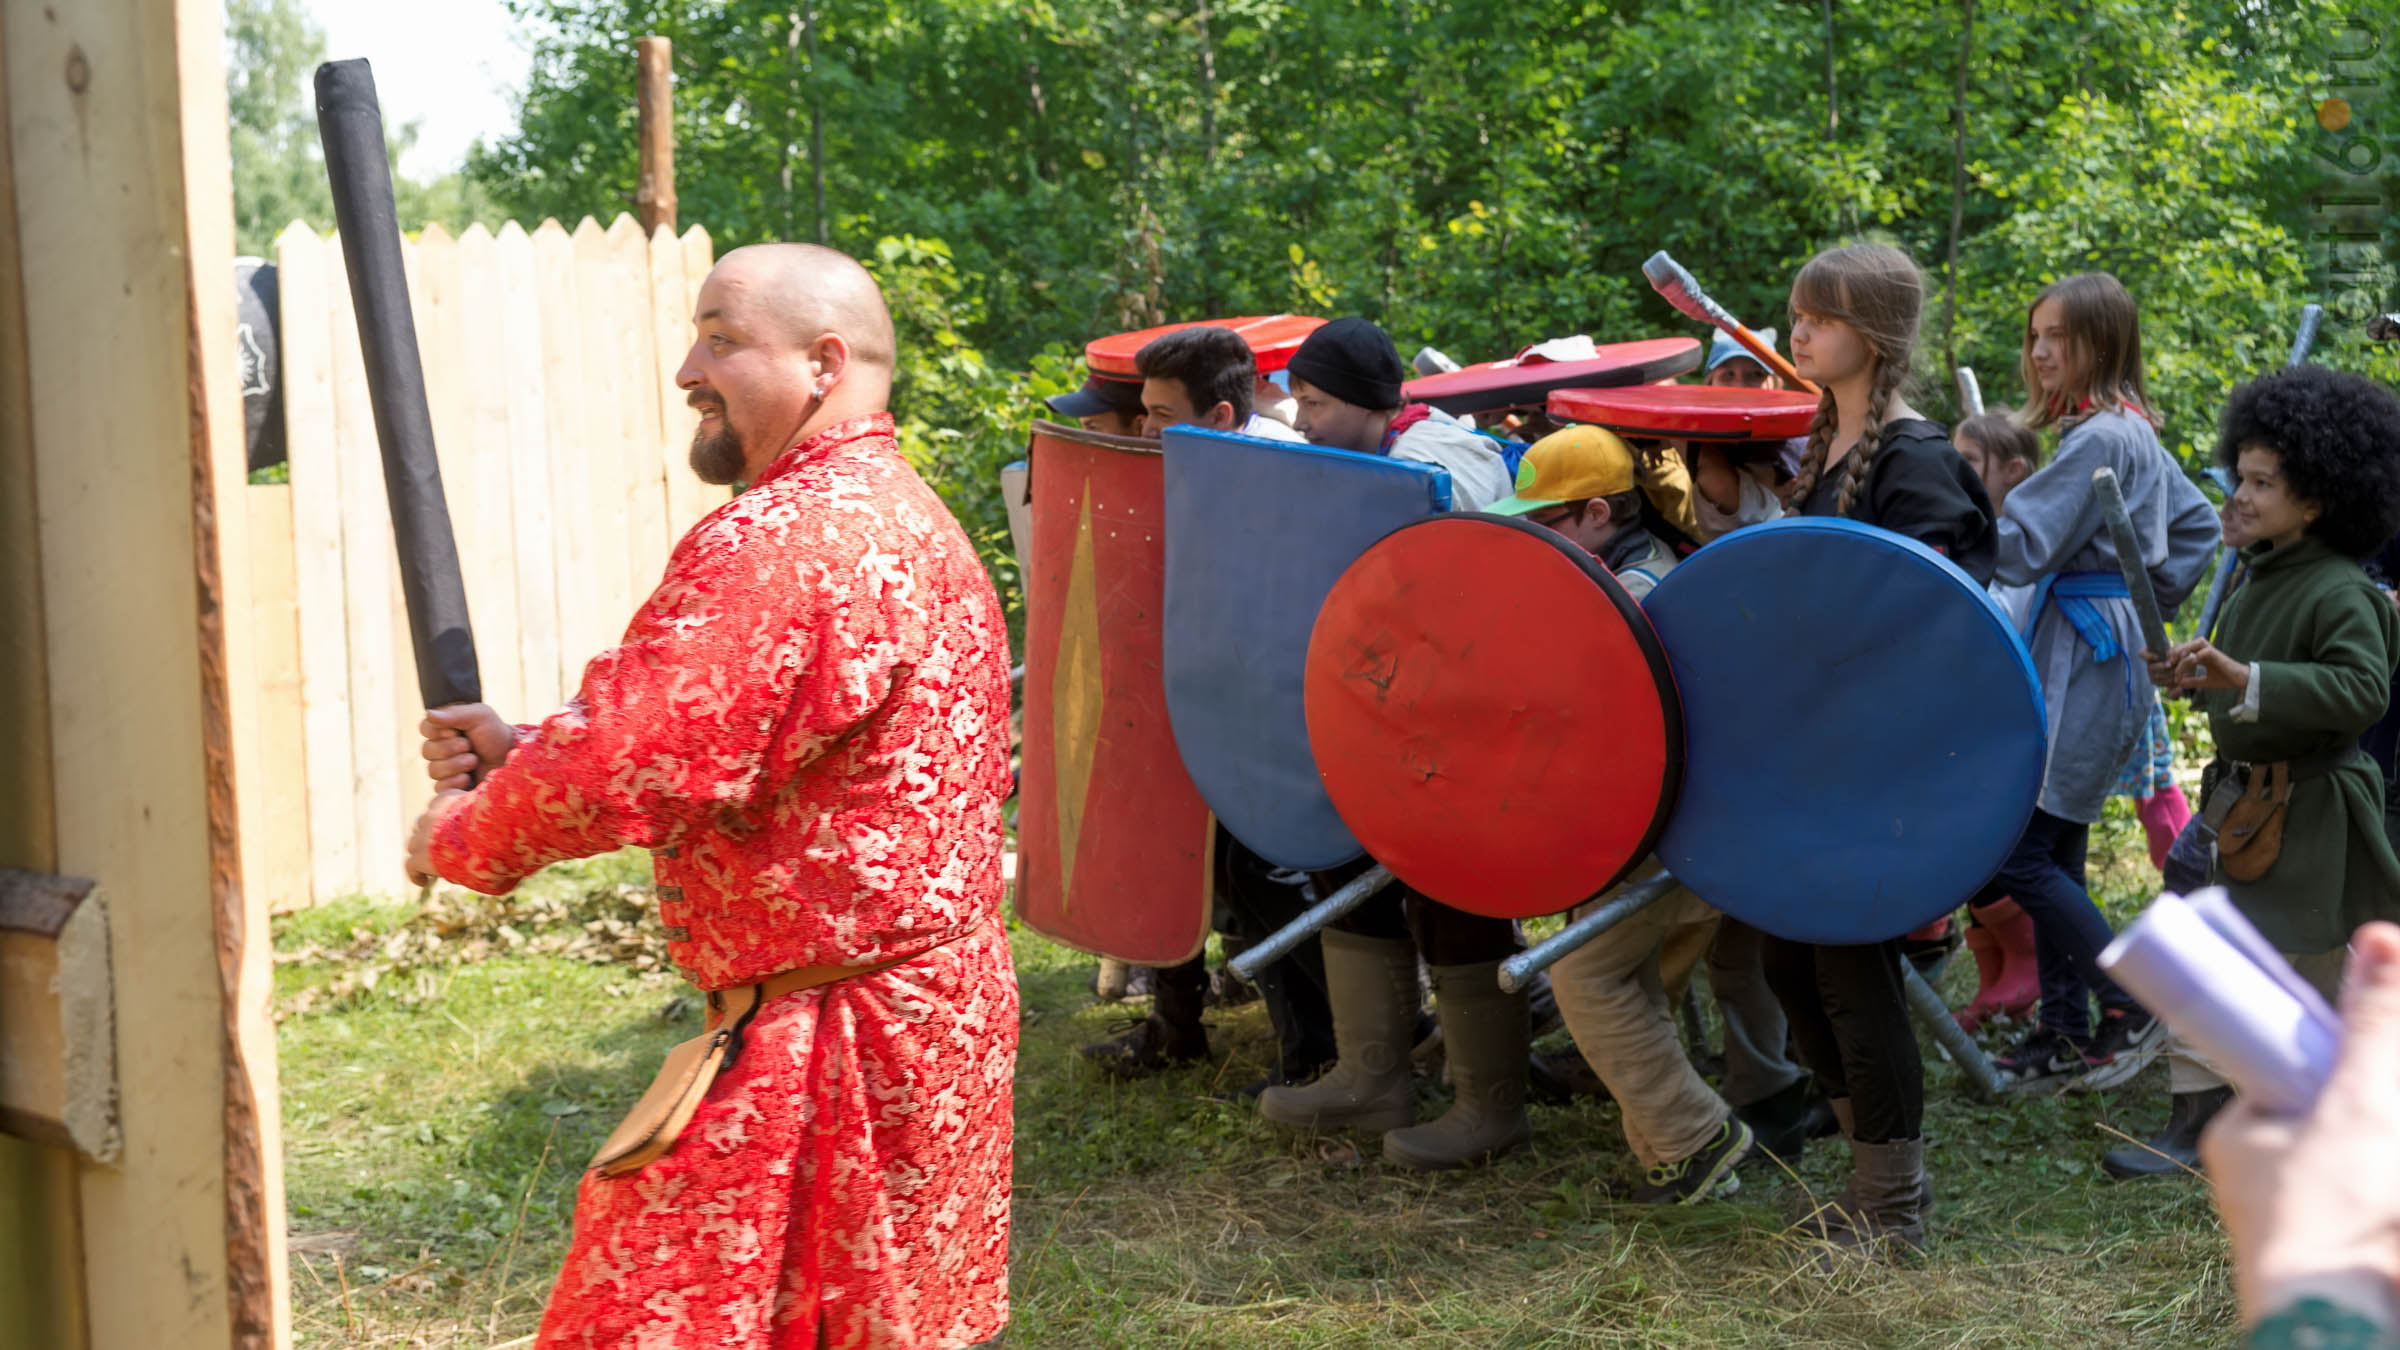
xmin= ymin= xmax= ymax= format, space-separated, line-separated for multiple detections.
xmin=1286 ymin=316 xmax=1407 ymax=412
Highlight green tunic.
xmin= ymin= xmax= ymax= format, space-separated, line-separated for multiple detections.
xmin=2198 ymin=534 xmax=2400 ymax=952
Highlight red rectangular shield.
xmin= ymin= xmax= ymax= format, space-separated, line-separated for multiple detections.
xmin=1015 ymin=422 xmax=1213 ymax=964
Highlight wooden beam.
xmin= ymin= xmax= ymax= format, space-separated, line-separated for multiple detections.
xmin=636 ymin=36 xmax=676 ymax=235
xmin=0 ymin=11 xmax=83 ymax=1349
xmin=280 ymin=224 xmax=363 ymax=901
xmin=177 ymin=0 xmax=289 ymax=1328
xmin=495 ymin=221 xmax=563 ymax=716
xmin=0 ymin=871 xmax=118 ymax=1162
xmin=0 ymin=0 xmax=287 ymax=1345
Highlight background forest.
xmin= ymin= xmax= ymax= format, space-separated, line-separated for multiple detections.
xmin=234 ymin=0 xmax=2400 ymax=622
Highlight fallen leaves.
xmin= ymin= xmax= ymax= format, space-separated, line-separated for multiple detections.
xmin=277 ymin=879 xmax=675 ymax=1020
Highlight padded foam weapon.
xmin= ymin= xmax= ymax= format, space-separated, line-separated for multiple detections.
xmin=2092 ymin=467 xmax=2172 ymax=661
xmin=1954 ymin=366 xmax=1984 ymax=417
xmin=314 ymin=58 xmax=481 ymax=709
xmin=1641 ymin=251 xmax=1815 ymax=393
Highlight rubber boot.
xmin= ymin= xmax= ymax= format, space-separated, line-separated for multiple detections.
xmin=1258 ymin=930 xmax=1418 ymax=1133
xmin=1094 ymin=957 xmax=1133 ymax=1002
xmin=1957 ymin=898 xmax=2038 ymax=1031
xmin=1383 ymin=961 xmax=1532 ymax=1170
xmin=2138 ymin=786 xmax=2193 ymax=872
xmin=2101 ymin=1087 xmax=2231 ymax=1180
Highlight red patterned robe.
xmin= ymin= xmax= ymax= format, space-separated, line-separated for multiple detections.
xmin=429 ymin=414 xmax=1016 ymax=1349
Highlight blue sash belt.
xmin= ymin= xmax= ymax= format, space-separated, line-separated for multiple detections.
xmin=2021 ymin=569 xmax=2141 ymax=709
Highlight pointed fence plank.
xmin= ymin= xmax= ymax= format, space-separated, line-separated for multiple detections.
xmin=448 ymin=223 xmax=526 ymax=721
xmin=326 ymin=232 xmax=406 ymax=894
xmin=606 ymin=214 xmax=670 ymax=589
xmin=496 ymin=220 xmax=563 ymax=719
xmin=568 ymin=217 xmax=634 ymax=651
xmin=532 ymin=218 xmax=600 ymax=694
xmin=276 ymin=223 xmax=358 ymax=899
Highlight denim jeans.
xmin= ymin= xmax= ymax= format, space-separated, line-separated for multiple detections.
xmin=1972 ymin=807 xmax=2137 ymax=1039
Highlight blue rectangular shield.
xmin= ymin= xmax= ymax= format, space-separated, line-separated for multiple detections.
xmin=1159 ymin=426 xmax=1451 ymax=869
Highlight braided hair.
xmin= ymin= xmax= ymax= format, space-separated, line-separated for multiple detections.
xmin=1780 ymin=243 xmax=1926 ymax=517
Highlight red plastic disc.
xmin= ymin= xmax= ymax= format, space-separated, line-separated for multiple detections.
xmin=1402 ymin=337 xmax=1702 ymax=415
xmin=1085 ymin=315 xmax=1326 ymax=377
xmin=1305 ymin=514 xmax=1681 ymax=918
xmin=1548 ymin=384 xmax=1821 ymax=440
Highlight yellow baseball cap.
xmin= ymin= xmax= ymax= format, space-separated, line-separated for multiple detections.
xmin=1487 ymin=425 xmax=1637 ymax=515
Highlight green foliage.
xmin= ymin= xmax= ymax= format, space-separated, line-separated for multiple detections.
xmin=466 ymin=0 xmax=2400 ymax=622
xmin=224 ymin=0 xmax=503 ymax=257
xmin=865 ymin=234 xmax=1079 ymax=647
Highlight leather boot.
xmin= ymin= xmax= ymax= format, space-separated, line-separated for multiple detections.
xmin=2102 ymin=1087 xmax=2232 ymax=1180
xmin=1822 ymin=1136 xmax=1929 ymax=1255
xmin=1815 ymin=1099 xmax=1931 ymax=1227
xmin=1383 ymin=961 xmax=1531 ymax=1169
xmin=1258 ymin=930 xmax=1418 ymax=1133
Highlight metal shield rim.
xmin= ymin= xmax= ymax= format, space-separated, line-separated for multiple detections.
xmin=1306 ymin=511 xmax=1685 ymax=915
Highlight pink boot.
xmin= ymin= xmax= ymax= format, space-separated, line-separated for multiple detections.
xmin=1955 ymin=898 xmax=2038 ymax=1032
xmin=2137 ymin=786 xmax=2192 ymax=872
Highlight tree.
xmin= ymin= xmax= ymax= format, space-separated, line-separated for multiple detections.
xmin=466 ymin=0 xmax=2400 ymax=634
xmin=225 ymin=0 xmax=501 ymax=256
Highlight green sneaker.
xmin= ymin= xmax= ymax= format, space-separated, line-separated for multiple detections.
xmin=1631 ymin=1118 xmax=1754 ymax=1205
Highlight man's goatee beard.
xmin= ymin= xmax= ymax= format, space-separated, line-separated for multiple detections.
xmin=690 ymin=425 xmax=745 ymax=486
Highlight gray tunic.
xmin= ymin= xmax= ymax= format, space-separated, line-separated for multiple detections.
xmin=1393 ymin=407 xmax=1513 ymax=510
xmin=1992 ymin=408 xmax=2218 ymax=822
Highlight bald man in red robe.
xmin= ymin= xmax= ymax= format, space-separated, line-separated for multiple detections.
xmin=406 ymin=243 xmax=1015 ymax=1348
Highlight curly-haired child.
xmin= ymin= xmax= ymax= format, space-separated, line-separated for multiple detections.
xmin=2129 ymin=363 xmax=2400 ymax=1179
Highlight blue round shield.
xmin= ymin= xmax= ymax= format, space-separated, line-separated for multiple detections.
xmin=1644 ymin=517 xmax=2046 ymax=944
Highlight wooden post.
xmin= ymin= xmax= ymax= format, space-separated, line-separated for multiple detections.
xmin=0 ymin=0 xmax=287 ymax=1346
xmin=636 ymin=36 xmax=676 ymax=235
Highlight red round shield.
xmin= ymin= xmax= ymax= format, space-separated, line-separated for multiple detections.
xmin=1548 ymin=384 xmax=1821 ymax=440
xmin=1305 ymin=515 xmax=1681 ymax=918
xmin=1085 ymin=315 xmax=1326 ymax=377
xmin=1401 ymin=337 xmax=1702 ymax=415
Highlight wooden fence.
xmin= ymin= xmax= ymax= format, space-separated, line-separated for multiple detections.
xmin=246 ymin=215 xmax=726 ymax=908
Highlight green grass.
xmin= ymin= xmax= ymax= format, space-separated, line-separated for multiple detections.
xmin=280 ymin=839 xmax=2238 ymax=1349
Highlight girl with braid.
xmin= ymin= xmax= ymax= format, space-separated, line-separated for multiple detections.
xmin=1974 ymin=274 xmax=2217 ymax=1106
xmin=1763 ymin=242 xmax=1994 ymax=1256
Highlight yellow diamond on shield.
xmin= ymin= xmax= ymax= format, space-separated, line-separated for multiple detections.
xmin=1051 ymin=484 xmax=1103 ymax=910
